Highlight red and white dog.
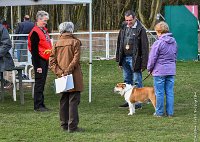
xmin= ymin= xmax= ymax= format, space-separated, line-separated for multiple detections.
xmin=114 ymin=83 xmax=156 ymax=115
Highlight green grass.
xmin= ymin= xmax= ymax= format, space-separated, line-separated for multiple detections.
xmin=0 ymin=60 xmax=199 ymax=142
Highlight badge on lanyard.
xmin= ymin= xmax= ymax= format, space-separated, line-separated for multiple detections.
xmin=125 ymin=44 xmax=130 ymax=50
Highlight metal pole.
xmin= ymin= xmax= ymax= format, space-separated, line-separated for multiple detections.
xmin=89 ymin=2 xmax=92 ymax=102
xmin=10 ymin=6 xmax=15 ymax=60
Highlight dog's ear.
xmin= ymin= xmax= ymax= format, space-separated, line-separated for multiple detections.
xmin=122 ymin=83 xmax=126 ymax=89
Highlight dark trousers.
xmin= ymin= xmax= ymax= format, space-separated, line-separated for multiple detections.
xmin=33 ymin=59 xmax=49 ymax=110
xmin=60 ymin=91 xmax=80 ymax=130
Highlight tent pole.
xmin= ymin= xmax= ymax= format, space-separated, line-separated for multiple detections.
xmin=11 ymin=6 xmax=13 ymax=34
xmin=89 ymin=2 xmax=92 ymax=102
xmin=10 ymin=6 xmax=15 ymax=62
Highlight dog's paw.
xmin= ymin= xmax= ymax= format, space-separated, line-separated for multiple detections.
xmin=128 ymin=113 xmax=134 ymax=115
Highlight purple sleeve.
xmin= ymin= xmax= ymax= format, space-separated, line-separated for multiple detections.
xmin=147 ymin=41 xmax=160 ymax=73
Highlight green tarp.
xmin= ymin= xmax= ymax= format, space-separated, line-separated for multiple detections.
xmin=165 ymin=5 xmax=198 ymax=60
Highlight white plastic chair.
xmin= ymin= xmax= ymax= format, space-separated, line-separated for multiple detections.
xmin=12 ymin=63 xmax=35 ymax=101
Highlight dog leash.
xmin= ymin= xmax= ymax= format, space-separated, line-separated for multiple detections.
xmin=142 ymin=73 xmax=151 ymax=81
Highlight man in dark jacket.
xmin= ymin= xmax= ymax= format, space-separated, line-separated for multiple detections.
xmin=116 ymin=10 xmax=149 ymax=108
xmin=0 ymin=23 xmax=15 ymax=90
xmin=15 ymin=15 xmax=34 ymax=62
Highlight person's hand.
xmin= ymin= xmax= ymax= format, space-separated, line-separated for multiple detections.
xmin=37 ymin=68 xmax=42 ymax=73
xmin=44 ymin=49 xmax=52 ymax=54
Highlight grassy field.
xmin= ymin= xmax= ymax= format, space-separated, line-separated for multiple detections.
xmin=0 ymin=60 xmax=199 ymax=142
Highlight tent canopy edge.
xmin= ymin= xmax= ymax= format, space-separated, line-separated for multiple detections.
xmin=0 ymin=0 xmax=92 ymax=7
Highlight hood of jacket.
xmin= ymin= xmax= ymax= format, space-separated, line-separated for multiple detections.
xmin=159 ymin=33 xmax=176 ymax=44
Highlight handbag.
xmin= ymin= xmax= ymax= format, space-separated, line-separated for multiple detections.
xmin=54 ymin=74 xmax=74 ymax=94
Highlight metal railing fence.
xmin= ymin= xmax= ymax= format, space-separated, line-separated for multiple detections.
xmin=10 ymin=31 xmax=157 ymax=62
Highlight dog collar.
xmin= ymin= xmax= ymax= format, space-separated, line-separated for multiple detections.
xmin=122 ymin=87 xmax=132 ymax=96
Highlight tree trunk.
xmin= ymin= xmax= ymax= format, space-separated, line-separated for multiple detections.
xmin=150 ymin=1 xmax=162 ymax=29
xmin=137 ymin=0 xmax=162 ymax=29
xmin=138 ymin=0 xmax=146 ymax=26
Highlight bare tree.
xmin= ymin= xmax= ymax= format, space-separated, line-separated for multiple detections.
xmin=137 ymin=0 xmax=162 ymax=29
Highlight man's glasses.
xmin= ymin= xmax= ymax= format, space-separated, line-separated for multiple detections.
xmin=126 ymin=20 xmax=133 ymax=22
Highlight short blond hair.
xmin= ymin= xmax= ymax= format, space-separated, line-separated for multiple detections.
xmin=154 ymin=21 xmax=169 ymax=34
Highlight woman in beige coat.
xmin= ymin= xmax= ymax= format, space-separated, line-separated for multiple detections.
xmin=49 ymin=22 xmax=84 ymax=133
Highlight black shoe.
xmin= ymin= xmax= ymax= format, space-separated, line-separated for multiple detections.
xmin=61 ymin=124 xmax=68 ymax=131
xmin=68 ymin=127 xmax=84 ymax=133
xmin=118 ymin=103 xmax=129 ymax=108
xmin=34 ymin=107 xmax=50 ymax=112
xmin=135 ymin=104 xmax=142 ymax=109
xmin=166 ymin=114 xmax=173 ymax=118
xmin=61 ymin=127 xmax=68 ymax=131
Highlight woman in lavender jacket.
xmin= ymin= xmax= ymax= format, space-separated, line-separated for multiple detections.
xmin=147 ymin=21 xmax=177 ymax=117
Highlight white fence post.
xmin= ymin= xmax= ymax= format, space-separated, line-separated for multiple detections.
xmin=106 ymin=33 xmax=110 ymax=59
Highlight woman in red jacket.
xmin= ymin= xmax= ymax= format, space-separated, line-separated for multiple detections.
xmin=28 ymin=11 xmax=52 ymax=112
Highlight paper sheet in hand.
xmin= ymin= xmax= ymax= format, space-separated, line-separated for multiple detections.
xmin=55 ymin=74 xmax=74 ymax=94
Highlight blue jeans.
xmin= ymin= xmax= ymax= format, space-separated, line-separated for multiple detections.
xmin=122 ymin=56 xmax=143 ymax=87
xmin=153 ymin=76 xmax=175 ymax=116
xmin=122 ymin=56 xmax=143 ymax=106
